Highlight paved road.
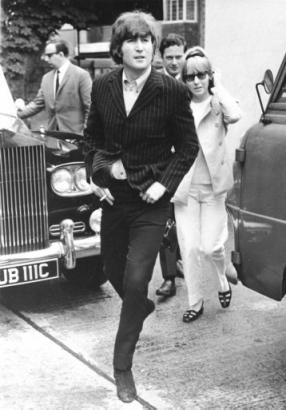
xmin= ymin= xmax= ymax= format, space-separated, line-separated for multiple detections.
xmin=1 ymin=260 xmax=286 ymax=409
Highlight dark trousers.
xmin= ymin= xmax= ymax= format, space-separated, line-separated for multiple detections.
xmin=101 ymin=180 xmax=171 ymax=370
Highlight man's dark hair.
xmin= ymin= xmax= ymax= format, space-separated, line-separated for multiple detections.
xmin=159 ymin=33 xmax=187 ymax=57
xmin=48 ymin=39 xmax=70 ymax=57
xmin=110 ymin=10 xmax=159 ymax=65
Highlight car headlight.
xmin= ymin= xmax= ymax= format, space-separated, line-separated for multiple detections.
xmin=50 ymin=163 xmax=92 ymax=196
xmin=51 ymin=168 xmax=73 ymax=193
xmin=89 ymin=208 xmax=102 ymax=234
xmin=75 ymin=166 xmax=90 ymax=191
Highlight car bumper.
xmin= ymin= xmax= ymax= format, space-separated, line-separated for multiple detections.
xmin=0 ymin=220 xmax=101 ymax=270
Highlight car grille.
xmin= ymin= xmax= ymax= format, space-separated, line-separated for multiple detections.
xmin=0 ymin=145 xmax=49 ymax=254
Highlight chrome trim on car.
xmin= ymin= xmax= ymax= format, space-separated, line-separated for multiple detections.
xmin=0 ymin=144 xmax=48 ymax=254
xmin=49 ymin=221 xmax=86 ymax=237
xmin=227 ymin=204 xmax=286 ymax=225
xmin=60 ymin=219 xmax=75 ymax=269
xmin=50 ymin=162 xmax=92 ymax=197
xmin=0 ymin=231 xmax=100 ymax=269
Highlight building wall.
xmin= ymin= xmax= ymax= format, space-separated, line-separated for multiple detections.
xmin=205 ymin=0 xmax=286 ymax=158
xmin=161 ymin=21 xmax=200 ymax=47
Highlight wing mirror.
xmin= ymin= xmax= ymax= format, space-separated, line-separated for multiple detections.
xmin=255 ymin=69 xmax=274 ymax=123
xmin=263 ymin=69 xmax=274 ymax=94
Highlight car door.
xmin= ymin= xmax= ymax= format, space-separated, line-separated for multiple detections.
xmin=228 ymin=55 xmax=286 ymax=301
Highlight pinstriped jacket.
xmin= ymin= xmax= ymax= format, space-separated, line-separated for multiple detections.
xmin=85 ymin=67 xmax=199 ymax=194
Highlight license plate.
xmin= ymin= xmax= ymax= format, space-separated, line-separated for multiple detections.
xmin=0 ymin=259 xmax=59 ymax=288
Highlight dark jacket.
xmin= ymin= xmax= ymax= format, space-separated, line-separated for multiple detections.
xmin=85 ymin=67 xmax=199 ymax=193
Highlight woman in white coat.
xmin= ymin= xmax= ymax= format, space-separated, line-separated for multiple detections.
xmin=172 ymin=47 xmax=241 ymax=322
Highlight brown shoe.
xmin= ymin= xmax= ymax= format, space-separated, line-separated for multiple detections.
xmin=156 ymin=279 xmax=176 ymax=297
xmin=114 ymin=369 xmax=137 ymax=403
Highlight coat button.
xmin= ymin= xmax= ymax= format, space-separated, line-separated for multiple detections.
xmin=219 ymin=141 xmax=223 ymax=146
xmin=221 ymin=160 xmax=224 ymax=165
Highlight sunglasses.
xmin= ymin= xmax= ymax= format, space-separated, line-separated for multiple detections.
xmin=184 ymin=72 xmax=208 ymax=82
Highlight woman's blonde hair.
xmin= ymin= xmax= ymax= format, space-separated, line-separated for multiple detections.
xmin=181 ymin=46 xmax=214 ymax=92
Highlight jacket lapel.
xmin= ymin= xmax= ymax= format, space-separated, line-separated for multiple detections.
xmin=108 ymin=68 xmax=126 ymax=119
xmin=45 ymin=70 xmax=56 ymax=103
xmin=56 ymin=64 xmax=72 ymax=95
xmin=128 ymin=68 xmax=162 ymax=119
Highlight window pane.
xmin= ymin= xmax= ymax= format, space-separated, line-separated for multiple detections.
xmin=178 ymin=0 xmax=183 ymax=20
xmin=171 ymin=0 xmax=177 ymax=20
xmin=165 ymin=0 xmax=195 ymax=21
xmin=186 ymin=0 xmax=196 ymax=21
xmin=166 ymin=0 xmax=170 ymax=20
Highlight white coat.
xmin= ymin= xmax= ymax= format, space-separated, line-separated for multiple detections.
xmin=172 ymin=85 xmax=242 ymax=205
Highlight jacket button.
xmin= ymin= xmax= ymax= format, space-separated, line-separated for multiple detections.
xmin=221 ymin=160 xmax=224 ymax=165
xmin=219 ymin=141 xmax=223 ymax=146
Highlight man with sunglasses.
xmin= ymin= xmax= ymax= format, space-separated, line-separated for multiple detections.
xmin=17 ymin=39 xmax=92 ymax=134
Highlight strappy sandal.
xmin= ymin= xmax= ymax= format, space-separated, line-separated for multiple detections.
xmin=218 ymin=284 xmax=232 ymax=308
xmin=182 ymin=303 xmax=204 ymax=323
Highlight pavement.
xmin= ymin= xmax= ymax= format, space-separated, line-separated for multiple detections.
xmin=1 ymin=304 xmax=141 ymax=410
xmin=1 ymin=259 xmax=286 ymax=409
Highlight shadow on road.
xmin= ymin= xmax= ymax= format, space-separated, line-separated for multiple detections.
xmin=0 ymin=277 xmax=111 ymax=313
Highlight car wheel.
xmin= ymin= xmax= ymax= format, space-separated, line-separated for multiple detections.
xmin=62 ymin=256 xmax=107 ymax=288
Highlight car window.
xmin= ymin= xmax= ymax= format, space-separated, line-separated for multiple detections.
xmin=266 ymin=62 xmax=286 ymax=123
xmin=275 ymin=74 xmax=286 ymax=102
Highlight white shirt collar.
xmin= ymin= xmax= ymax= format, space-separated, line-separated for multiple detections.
xmin=122 ymin=66 xmax=151 ymax=93
xmin=163 ymin=67 xmax=180 ymax=81
xmin=57 ymin=60 xmax=70 ymax=77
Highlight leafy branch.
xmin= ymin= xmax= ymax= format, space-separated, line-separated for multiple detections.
xmin=1 ymin=0 xmax=98 ymax=92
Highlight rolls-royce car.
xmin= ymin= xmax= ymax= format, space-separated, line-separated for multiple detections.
xmin=227 ymin=54 xmax=286 ymax=301
xmin=0 ymin=67 xmax=106 ymax=289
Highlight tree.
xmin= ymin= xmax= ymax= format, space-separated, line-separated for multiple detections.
xmin=0 ymin=0 xmax=98 ymax=98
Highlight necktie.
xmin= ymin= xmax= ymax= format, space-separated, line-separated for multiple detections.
xmin=55 ymin=70 xmax=60 ymax=94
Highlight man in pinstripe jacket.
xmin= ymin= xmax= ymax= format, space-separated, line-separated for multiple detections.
xmin=85 ymin=10 xmax=199 ymax=403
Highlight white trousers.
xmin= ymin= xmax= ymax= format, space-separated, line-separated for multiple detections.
xmin=174 ymin=184 xmax=228 ymax=306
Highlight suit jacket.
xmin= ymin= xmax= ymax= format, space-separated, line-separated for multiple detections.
xmin=19 ymin=63 xmax=92 ymax=134
xmin=172 ymin=85 xmax=242 ymax=204
xmin=85 ymin=67 xmax=199 ymax=194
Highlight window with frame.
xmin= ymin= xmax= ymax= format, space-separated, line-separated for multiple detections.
xmin=164 ymin=0 xmax=198 ymax=22
xmin=274 ymin=74 xmax=286 ymax=103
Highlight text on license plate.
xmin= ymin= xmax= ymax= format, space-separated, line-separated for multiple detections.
xmin=0 ymin=259 xmax=59 ymax=288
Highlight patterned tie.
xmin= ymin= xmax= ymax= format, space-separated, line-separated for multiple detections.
xmin=123 ymin=79 xmax=137 ymax=92
xmin=55 ymin=70 xmax=60 ymax=94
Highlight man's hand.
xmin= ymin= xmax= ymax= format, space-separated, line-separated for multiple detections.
xmin=15 ymin=98 xmax=25 ymax=114
xmin=140 ymin=182 xmax=167 ymax=204
xmin=90 ymin=181 xmax=114 ymax=205
xmin=110 ymin=159 xmax=127 ymax=180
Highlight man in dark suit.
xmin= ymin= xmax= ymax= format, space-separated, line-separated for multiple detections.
xmin=17 ymin=39 xmax=92 ymax=134
xmin=85 ymin=10 xmax=198 ymax=403
xmin=156 ymin=33 xmax=187 ymax=298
